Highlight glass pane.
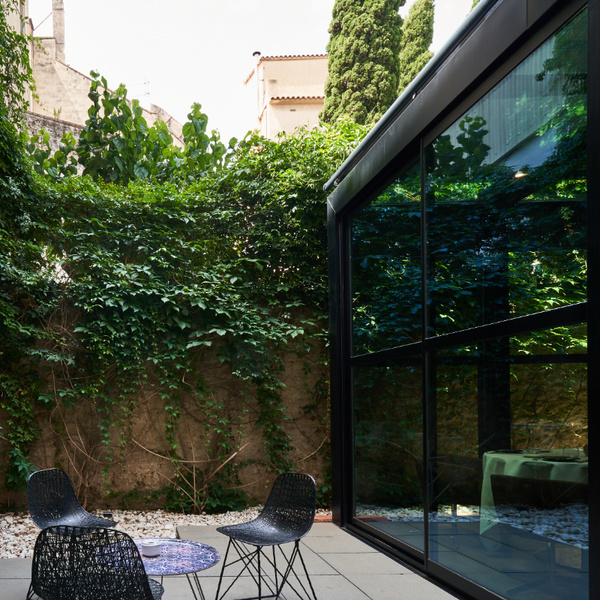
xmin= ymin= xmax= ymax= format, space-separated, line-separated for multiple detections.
xmin=424 ymin=10 xmax=587 ymax=337
xmin=429 ymin=324 xmax=588 ymax=600
xmin=351 ymin=162 xmax=421 ymax=354
xmin=354 ymin=363 xmax=424 ymax=552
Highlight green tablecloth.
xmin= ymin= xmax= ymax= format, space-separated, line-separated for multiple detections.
xmin=480 ymin=449 xmax=588 ymax=533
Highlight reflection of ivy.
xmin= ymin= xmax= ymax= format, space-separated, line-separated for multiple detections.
xmin=431 ymin=115 xmax=491 ymax=178
xmin=425 ymin=10 xmax=587 ymax=337
xmin=351 ymin=163 xmax=422 ymax=354
xmin=350 ymin=11 xmax=588 ymax=474
xmin=354 ymin=365 xmax=423 ymax=508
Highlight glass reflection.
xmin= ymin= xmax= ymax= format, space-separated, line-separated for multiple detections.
xmin=347 ymin=8 xmax=588 ymax=600
xmin=424 ymin=9 xmax=587 ymax=337
xmin=354 ymin=364 xmax=424 ymax=552
xmin=351 ymin=162 xmax=421 ymax=355
xmin=429 ymin=325 xmax=588 ymax=600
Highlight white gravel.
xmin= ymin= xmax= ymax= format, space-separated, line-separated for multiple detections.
xmin=357 ymin=503 xmax=589 ymax=549
xmin=0 ymin=508 xmax=287 ymax=559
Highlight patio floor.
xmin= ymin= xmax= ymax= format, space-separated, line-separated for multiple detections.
xmin=1 ymin=522 xmax=461 ymax=600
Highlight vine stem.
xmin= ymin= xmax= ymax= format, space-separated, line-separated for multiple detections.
xmin=131 ymin=437 xmax=249 ymax=476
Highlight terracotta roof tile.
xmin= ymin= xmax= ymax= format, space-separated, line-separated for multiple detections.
xmin=270 ymin=95 xmax=325 ymax=101
xmin=260 ymin=54 xmax=327 ymax=60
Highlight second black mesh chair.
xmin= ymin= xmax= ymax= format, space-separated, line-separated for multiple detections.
xmin=215 ymin=472 xmax=318 ymax=600
xmin=26 ymin=525 xmax=163 ymax=600
xmin=27 ymin=468 xmax=117 ymax=529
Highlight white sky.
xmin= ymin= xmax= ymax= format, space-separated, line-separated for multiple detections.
xmin=27 ymin=0 xmax=473 ymax=143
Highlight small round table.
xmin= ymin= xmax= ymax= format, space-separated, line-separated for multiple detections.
xmin=136 ymin=538 xmax=220 ymax=600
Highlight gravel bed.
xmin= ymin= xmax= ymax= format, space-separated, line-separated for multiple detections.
xmin=357 ymin=503 xmax=589 ymax=549
xmin=0 ymin=508 xmax=331 ymax=559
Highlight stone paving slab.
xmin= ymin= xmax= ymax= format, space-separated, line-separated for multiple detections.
xmin=1 ymin=522 xmax=461 ymax=600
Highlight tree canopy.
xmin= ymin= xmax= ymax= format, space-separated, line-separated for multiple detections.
xmin=398 ymin=0 xmax=434 ymax=94
xmin=320 ymin=0 xmax=405 ymax=126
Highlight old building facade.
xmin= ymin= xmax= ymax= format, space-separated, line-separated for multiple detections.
xmin=245 ymin=53 xmax=327 ymax=140
xmin=22 ymin=0 xmax=183 ymax=151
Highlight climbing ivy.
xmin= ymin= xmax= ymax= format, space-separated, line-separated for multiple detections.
xmin=3 ymin=74 xmax=366 ymax=514
xmin=30 ymin=122 xmax=365 ymax=511
xmin=2 ymin=1 xmax=367 ymax=507
xmin=0 ymin=0 xmax=33 ymax=120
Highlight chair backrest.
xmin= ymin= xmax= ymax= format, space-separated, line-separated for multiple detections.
xmin=27 ymin=468 xmax=86 ymax=528
xmin=259 ymin=472 xmax=317 ymax=539
xmin=30 ymin=526 xmax=156 ymax=600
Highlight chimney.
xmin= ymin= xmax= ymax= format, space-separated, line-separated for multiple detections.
xmin=252 ymin=51 xmax=262 ymax=125
xmin=52 ymin=0 xmax=65 ymax=62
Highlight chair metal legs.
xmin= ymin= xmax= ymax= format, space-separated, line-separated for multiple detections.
xmin=215 ymin=538 xmax=317 ymax=600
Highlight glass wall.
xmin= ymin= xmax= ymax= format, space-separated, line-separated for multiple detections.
xmin=351 ymin=161 xmax=422 ymax=355
xmin=344 ymin=7 xmax=588 ymax=600
xmin=424 ymin=11 xmax=587 ymax=336
xmin=353 ymin=363 xmax=424 ymax=551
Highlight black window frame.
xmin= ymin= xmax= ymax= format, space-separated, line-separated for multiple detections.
xmin=326 ymin=1 xmax=596 ymax=599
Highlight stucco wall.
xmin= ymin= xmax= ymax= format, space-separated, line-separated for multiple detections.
xmin=31 ymin=38 xmax=94 ymax=126
xmin=260 ymin=56 xmax=327 ymax=101
xmin=249 ymin=55 xmax=327 ymax=139
xmin=266 ymin=99 xmax=325 ymax=139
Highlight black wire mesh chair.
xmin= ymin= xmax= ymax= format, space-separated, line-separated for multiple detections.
xmin=26 ymin=525 xmax=164 ymax=600
xmin=215 ymin=472 xmax=318 ymax=600
xmin=27 ymin=468 xmax=117 ymax=529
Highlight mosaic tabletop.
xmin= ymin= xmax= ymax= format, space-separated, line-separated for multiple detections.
xmin=135 ymin=538 xmax=220 ymax=576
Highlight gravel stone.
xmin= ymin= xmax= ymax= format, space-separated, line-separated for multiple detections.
xmin=357 ymin=503 xmax=589 ymax=549
xmin=0 ymin=508 xmax=331 ymax=559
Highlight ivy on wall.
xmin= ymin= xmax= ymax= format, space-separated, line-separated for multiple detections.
xmin=1 ymin=1 xmax=368 ymax=509
xmin=3 ymin=126 xmax=367 ymax=508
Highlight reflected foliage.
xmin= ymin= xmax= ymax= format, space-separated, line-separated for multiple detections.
xmin=351 ymin=162 xmax=421 ymax=354
xmin=354 ymin=364 xmax=423 ymax=508
xmin=350 ymin=10 xmax=588 ymax=517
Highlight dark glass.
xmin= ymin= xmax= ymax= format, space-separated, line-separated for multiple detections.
xmin=347 ymin=9 xmax=588 ymax=600
xmin=350 ymin=162 xmax=421 ymax=355
xmin=424 ymin=10 xmax=587 ymax=337
xmin=428 ymin=324 xmax=588 ymax=600
xmin=353 ymin=363 xmax=424 ymax=552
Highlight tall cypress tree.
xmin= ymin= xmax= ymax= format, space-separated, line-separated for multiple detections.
xmin=397 ymin=0 xmax=434 ymax=94
xmin=321 ymin=0 xmax=405 ymax=126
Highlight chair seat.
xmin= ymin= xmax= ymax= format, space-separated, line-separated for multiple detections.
xmin=29 ymin=574 xmax=164 ymax=600
xmin=28 ymin=526 xmax=162 ymax=600
xmin=217 ymin=520 xmax=305 ymax=547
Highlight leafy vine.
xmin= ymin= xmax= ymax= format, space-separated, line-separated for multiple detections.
xmin=1 ymin=13 xmax=365 ymax=507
